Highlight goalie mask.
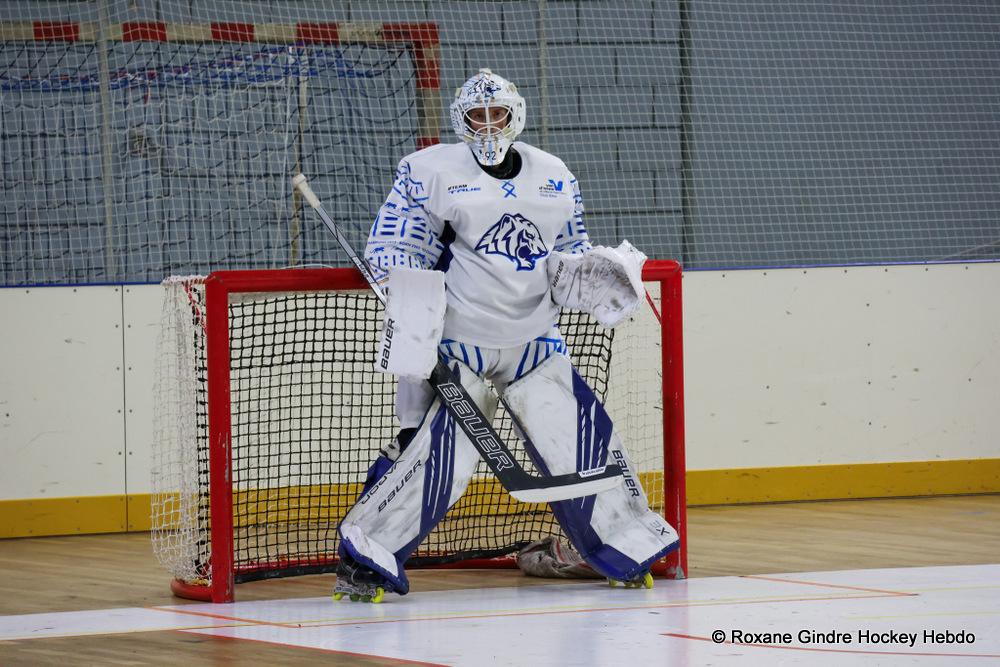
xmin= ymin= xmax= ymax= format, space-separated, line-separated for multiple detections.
xmin=450 ymin=68 xmax=526 ymax=166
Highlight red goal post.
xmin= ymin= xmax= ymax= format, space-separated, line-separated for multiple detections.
xmin=153 ymin=261 xmax=686 ymax=602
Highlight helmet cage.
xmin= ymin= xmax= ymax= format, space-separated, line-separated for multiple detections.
xmin=449 ymin=69 xmax=525 ymax=166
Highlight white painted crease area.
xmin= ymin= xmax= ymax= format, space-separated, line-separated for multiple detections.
xmin=0 ymin=565 xmax=997 ymax=666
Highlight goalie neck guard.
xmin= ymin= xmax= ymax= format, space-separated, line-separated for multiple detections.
xmin=450 ymin=68 xmax=526 ymax=166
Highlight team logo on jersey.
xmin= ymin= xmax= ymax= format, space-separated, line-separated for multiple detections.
xmin=475 ymin=213 xmax=548 ymax=271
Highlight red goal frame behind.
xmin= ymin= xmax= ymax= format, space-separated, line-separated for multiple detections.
xmin=1 ymin=19 xmax=442 ymax=150
xmin=186 ymin=261 xmax=686 ymax=603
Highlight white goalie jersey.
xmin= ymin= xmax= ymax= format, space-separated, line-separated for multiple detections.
xmin=365 ymin=141 xmax=591 ymax=348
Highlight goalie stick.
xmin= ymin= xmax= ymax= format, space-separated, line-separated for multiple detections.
xmin=292 ymin=173 xmax=623 ymax=503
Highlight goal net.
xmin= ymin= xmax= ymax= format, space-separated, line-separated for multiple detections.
xmin=152 ymin=264 xmax=684 ymax=602
xmin=0 ymin=18 xmax=439 ymax=284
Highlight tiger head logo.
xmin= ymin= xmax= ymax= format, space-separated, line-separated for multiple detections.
xmin=475 ymin=213 xmax=548 ymax=271
xmin=469 ymin=76 xmax=502 ymax=99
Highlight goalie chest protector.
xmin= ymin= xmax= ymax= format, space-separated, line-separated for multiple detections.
xmin=388 ymin=141 xmax=582 ymax=348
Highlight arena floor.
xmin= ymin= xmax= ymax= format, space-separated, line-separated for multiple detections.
xmin=3 ymin=564 xmax=998 ymax=665
xmin=1 ymin=495 xmax=997 ymax=666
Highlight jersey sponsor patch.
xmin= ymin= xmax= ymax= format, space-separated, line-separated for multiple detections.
xmin=475 ymin=213 xmax=548 ymax=271
xmin=447 ymin=183 xmax=482 ymax=195
xmin=538 ymin=179 xmax=566 ymax=199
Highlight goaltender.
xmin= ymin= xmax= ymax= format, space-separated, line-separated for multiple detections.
xmin=333 ymin=69 xmax=679 ymax=602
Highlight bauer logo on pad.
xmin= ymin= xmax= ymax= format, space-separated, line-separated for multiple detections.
xmin=475 ymin=213 xmax=548 ymax=271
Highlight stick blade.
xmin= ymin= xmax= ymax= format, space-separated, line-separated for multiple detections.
xmin=509 ymin=473 xmax=622 ymax=503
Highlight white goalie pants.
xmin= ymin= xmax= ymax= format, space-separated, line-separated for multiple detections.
xmin=337 ymin=329 xmax=679 ymax=594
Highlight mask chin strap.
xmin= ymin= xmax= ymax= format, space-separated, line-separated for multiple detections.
xmin=470 ymin=135 xmax=510 ymax=166
xmin=477 ymin=147 xmax=521 ymax=179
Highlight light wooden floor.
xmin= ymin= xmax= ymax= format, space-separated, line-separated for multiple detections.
xmin=1 ymin=494 xmax=997 ymax=665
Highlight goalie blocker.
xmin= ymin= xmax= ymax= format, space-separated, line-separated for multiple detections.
xmin=339 ymin=353 xmax=678 ymax=593
xmin=375 ymin=267 xmax=446 ymax=381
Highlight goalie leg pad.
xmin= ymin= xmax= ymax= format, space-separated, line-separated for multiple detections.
xmin=503 ymin=353 xmax=679 ymax=582
xmin=338 ymin=361 xmax=497 ymax=594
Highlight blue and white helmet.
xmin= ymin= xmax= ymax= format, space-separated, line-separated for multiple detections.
xmin=449 ymin=68 xmax=526 ymax=166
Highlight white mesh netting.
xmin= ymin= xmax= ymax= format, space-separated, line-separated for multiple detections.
xmin=4 ymin=1 xmax=997 ymax=288
xmin=150 ymin=270 xmax=672 ymax=588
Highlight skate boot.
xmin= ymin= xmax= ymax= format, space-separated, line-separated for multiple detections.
xmin=608 ymin=571 xmax=654 ymax=589
xmin=333 ymin=553 xmax=388 ymax=603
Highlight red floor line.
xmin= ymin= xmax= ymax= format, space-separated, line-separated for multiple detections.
xmin=296 ymin=592 xmax=900 ymax=629
xmin=663 ymin=633 xmax=999 ymax=659
xmin=149 ymin=605 xmax=300 ymax=628
xmin=741 ymin=574 xmax=917 ymax=597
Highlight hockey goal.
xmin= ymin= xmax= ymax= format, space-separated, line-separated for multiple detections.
xmin=152 ymin=262 xmax=686 ymax=602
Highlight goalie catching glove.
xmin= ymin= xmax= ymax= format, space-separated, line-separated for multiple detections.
xmin=375 ymin=267 xmax=446 ymax=380
xmin=547 ymin=240 xmax=647 ymax=328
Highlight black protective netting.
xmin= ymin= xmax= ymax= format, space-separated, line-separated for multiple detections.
xmin=185 ymin=290 xmax=614 ymax=582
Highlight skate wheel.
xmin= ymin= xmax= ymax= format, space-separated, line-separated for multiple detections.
xmin=608 ymin=578 xmax=618 ymax=587
xmin=641 ymin=572 xmax=654 ymax=589
xmin=350 ymin=593 xmax=361 ymax=602
xmin=372 ymin=587 xmax=385 ymax=604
